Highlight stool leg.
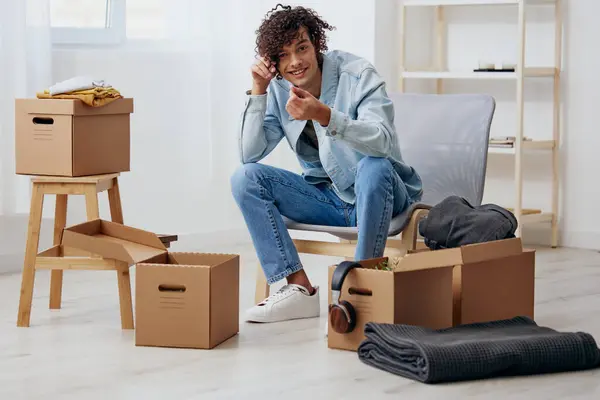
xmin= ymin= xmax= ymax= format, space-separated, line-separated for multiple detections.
xmin=17 ymin=184 xmax=44 ymax=327
xmin=104 ymin=180 xmax=133 ymax=329
xmin=49 ymin=194 xmax=68 ymax=310
xmin=116 ymin=262 xmax=134 ymax=330
xmin=84 ymin=185 xmax=100 ymax=220
xmin=107 ymin=177 xmax=124 ymax=224
xmin=84 ymin=185 xmax=101 ymax=260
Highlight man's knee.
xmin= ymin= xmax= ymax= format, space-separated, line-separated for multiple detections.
xmin=230 ymin=163 xmax=268 ymax=201
xmin=356 ymin=157 xmax=393 ymax=185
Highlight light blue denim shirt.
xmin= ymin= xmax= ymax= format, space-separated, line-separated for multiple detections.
xmin=238 ymin=50 xmax=423 ymax=205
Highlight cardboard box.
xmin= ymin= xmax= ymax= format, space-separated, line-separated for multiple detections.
xmin=61 ymin=219 xmax=240 ymax=349
xmin=135 ymin=252 xmax=239 ymax=349
xmin=327 ymin=238 xmax=535 ymax=351
xmin=15 ymin=98 xmax=133 ymax=176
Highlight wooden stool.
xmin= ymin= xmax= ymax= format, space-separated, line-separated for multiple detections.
xmin=16 ymin=173 xmax=134 ymax=329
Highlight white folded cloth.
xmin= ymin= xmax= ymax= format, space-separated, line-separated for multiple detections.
xmin=48 ymin=76 xmax=111 ymax=95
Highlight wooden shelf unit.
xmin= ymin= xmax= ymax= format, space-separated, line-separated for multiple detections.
xmin=398 ymin=0 xmax=562 ymax=246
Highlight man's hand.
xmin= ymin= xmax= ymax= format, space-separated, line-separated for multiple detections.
xmin=286 ymin=86 xmax=331 ymax=126
xmin=251 ymin=56 xmax=276 ymax=95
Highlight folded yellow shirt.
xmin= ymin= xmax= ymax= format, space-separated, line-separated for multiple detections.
xmin=36 ymin=87 xmax=123 ymax=107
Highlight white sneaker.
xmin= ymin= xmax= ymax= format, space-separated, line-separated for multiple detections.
xmin=245 ymin=284 xmax=320 ymax=323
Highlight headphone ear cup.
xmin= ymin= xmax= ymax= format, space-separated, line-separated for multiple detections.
xmin=329 ymin=301 xmax=357 ymax=334
xmin=329 ymin=304 xmax=347 ymax=334
xmin=340 ymin=300 xmax=356 ymax=332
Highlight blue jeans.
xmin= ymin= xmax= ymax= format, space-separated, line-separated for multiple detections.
xmin=230 ymin=157 xmax=411 ymax=285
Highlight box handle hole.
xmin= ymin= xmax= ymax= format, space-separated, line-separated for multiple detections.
xmin=348 ymin=287 xmax=372 ymax=296
xmin=158 ymin=284 xmax=186 ymax=293
xmin=32 ymin=117 xmax=54 ymax=125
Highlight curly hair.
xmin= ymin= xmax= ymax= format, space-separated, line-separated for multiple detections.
xmin=255 ymin=4 xmax=335 ymax=79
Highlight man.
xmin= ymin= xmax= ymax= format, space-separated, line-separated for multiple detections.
xmin=231 ymin=4 xmax=422 ymax=323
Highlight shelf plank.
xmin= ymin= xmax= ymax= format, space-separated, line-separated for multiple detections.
xmin=488 ymin=140 xmax=555 ymax=154
xmin=526 ymin=67 xmax=558 ymax=77
xmin=488 ymin=147 xmax=517 ymax=154
xmin=523 ymin=140 xmax=556 ymax=149
xmin=521 ymin=212 xmax=553 ymax=224
xmin=403 ymin=71 xmax=516 ymax=79
xmin=497 ymin=208 xmax=553 ymax=224
xmin=403 ymin=0 xmax=556 ymax=6
xmin=401 ymin=67 xmax=556 ymax=80
xmin=505 ymin=207 xmax=541 ymax=215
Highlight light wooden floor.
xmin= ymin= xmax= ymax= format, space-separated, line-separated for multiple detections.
xmin=1 ymin=240 xmax=600 ymax=399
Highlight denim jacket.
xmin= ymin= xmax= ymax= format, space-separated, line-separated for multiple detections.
xmin=238 ymin=50 xmax=423 ymax=204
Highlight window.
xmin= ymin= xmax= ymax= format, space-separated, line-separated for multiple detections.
xmin=50 ymin=0 xmax=109 ymax=28
xmin=50 ymin=0 xmax=167 ymax=45
xmin=126 ymin=0 xmax=167 ymax=40
xmin=50 ymin=0 xmax=125 ymax=45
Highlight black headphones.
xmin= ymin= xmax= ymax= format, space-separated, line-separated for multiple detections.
xmin=329 ymin=261 xmax=361 ymax=334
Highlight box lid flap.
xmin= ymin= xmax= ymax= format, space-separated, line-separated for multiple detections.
xmin=15 ymin=98 xmax=134 ymax=116
xmin=61 ymin=219 xmax=166 ymax=264
xmin=459 ymin=238 xmax=523 ymax=264
xmin=16 ymin=98 xmax=76 ymax=115
xmin=71 ymin=98 xmax=133 ymax=116
xmin=392 ymin=248 xmax=463 ymax=272
xmin=391 ymin=238 xmax=524 ymax=272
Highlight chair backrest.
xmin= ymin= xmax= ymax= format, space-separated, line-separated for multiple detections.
xmin=390 ymin=92 xmax=495 ymax=207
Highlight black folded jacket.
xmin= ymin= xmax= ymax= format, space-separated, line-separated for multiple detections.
xmin=357 ymin=316 xmax=600 ymax=384
xmin=418 ymin=195 xmax=518 ymax=250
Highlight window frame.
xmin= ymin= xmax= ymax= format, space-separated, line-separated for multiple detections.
xmin=51 ymin=0 xmax=126 ymax=46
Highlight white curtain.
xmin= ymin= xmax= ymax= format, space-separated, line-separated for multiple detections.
xmin=0 ymin=0 xmax=52 ymax=216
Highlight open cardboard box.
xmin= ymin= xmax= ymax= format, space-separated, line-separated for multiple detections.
xmin=61 ymin=219 xmax=240 ymax=349
xmin=327 ymin=238 xmax=535 ymax=351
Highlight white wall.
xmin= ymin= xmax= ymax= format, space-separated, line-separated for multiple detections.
xmin=42 ymin=0 xmax=600 ymax=250
xmin=559 ymin=0 xmax=600 ymax=249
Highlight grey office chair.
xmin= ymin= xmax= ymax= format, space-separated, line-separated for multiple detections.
xmin=254 ymin=92 xmax=496 ymax=303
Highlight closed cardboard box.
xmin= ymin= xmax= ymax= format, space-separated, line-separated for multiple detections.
xmin=15 ymin=98 xmax=133 ymax=176
xmin=327 ymin=238 xmax=535 ymax=351
xmin=135 ymin=252 xmax=240 ymax=349
xmin=60 ymin=219 xmax=240 ymax=349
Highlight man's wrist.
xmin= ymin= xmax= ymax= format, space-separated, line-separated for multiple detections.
xmin=316 ymin=103 xmax=331 ymax=126
xmin=251 ymin=83 xmax=268 ymax=95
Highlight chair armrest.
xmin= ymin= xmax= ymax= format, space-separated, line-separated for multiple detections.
xmin=400 ymin=209 xmax=429 ymax=250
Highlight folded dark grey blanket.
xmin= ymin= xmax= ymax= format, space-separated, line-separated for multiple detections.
xmin=418 ymin=195 xmax=518 ymax=250
xmin=357 ymin=316 xmax=600 ymax=384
